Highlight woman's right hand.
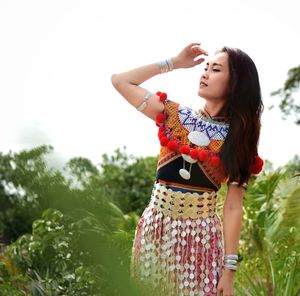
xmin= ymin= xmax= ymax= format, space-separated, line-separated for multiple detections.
xmin=172 ymin=42 xmax=208 ymax=69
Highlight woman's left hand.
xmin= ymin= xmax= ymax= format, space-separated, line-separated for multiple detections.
xmin=216 ymin=269 xmax=235 ymax=296
xmin=172 ymin=42 xmax=208 ymax=69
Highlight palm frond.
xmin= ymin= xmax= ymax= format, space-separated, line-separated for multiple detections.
xmin=268 ymin=177 xmax=300 ymax=243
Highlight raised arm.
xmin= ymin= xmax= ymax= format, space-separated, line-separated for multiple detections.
xmin=111 ymin=42 xmax=208 ymax=121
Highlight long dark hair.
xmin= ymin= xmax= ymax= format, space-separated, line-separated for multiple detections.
xmin=217 ymin=47 xmax=264 ymax=185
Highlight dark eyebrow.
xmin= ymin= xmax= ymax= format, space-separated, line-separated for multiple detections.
xmin=206 ymin=62 xmax=223 ymax=67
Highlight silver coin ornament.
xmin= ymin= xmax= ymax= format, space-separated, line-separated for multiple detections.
xmin=182 ymin=153 xmax=198 ymax=164
xmin=188 ymin=131 xmax=210 ymax=146
xmin=179 ymin=168 xmax=191 ymax=180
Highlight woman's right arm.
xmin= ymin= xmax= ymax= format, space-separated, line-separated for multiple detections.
xmin=111 ymin=42 xmax=208 ymax=121
xmin=111 ymin=62 xmax=165 ymax=121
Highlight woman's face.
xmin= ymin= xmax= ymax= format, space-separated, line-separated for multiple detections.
xmin=198 ymin=52 xmax=230 ymax=102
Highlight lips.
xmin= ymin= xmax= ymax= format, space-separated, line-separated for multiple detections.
xmin=200 ymin=81 xmax=208 ymax=87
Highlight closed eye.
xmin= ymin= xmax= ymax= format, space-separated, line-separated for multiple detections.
xmin=204 ymin=68 xmax=220 ymax=72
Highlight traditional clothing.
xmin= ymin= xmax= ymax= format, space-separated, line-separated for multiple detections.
xmin=130 ymin=95 xmax=231 ymax=296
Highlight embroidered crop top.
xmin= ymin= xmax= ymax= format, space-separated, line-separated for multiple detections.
xmin=155 ymin=97 xmax=230 ymax=192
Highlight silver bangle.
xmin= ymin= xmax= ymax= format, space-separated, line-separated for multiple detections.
xmin=224 ymin=264 xmax=238 ymax=271
xmin=224 ymin=254 xmax=238 ymax=260
xmin=224 ymin=259 xmax=237 ymax=265
xmin=136 ymin=90 xmax=153 ymax=111
xmin=165 ymin=58 xmax=174 ymax=71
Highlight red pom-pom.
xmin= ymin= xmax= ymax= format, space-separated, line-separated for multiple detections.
xmin=179 ymin=145 xmax=190 ymax=155
xmin=190 ymin=149 xmax=199 ymax=160
xmin=198 ymin=150 xmax=209 ymax=161
xmin=159 ymin=126 xmax=165 ymax=132
xmin=160 ymin=136 xmax=169 ymax=146
xmin=159 ymin=92 xmax=167 ymax=102
xmin=167 ymin=140 xmax=178 ymax=151
xmin=210 ymin=155 xmax=220 ymax=167
xmin=158 ymin=131 xmax=164 ymax=139
xmin=156 ymin=91 xmax=162 ymax=96
xmin=255 ymin=155 xmax=264 ymax=167
xmin=156 ymin=113 xmax=165 ymax=124
xmin=251 ymin=155 xmax=264 ymax=174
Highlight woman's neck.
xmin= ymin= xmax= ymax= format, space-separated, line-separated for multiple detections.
xmin=203 ymin=101 xmax=227 ymax=118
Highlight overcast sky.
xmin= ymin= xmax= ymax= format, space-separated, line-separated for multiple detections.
xmin=0 ymin=0 xmax=299 ymax=170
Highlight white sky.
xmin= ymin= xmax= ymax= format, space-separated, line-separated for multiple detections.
xmin=0 ymin=0 xmax=299 ymax=170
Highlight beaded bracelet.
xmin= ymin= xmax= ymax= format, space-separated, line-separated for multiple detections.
xmin=136 ymin=90 xmax=153 ymax=112
xmin=229 ymin=181 xmax=248 ymax=190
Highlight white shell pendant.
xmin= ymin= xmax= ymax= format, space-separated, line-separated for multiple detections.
xmin=182 ymin=153 xmax=198 ymax=164
xmin=179 ymin=168 xmax=191 ymax=180
xmin=188 ymin=131 xmax=210 ymax=146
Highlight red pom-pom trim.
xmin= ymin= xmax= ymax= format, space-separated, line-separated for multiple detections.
xmin=156 ymin=91 xmax=162 ymax=96
xmin=190 ymin=149 xmax=199 ymax=160
xmin=158 ymin=131 xmax=164 ymax=139
xmin=156 ymin=113 xmax=165 ymax=124
xmin=198 ymin=150 xmax=209 ymax=161
xmin=159 ymin=126 xmax=165 ymax=133
xmin=160 ymin=136 xmax=169 ymax=146
xmin=255 ymin=155 xmax=264 ymax=167
xmin=210 ymin=155 xmax=220 ymax=167
xmin=179 ymin=145 xmax=190 ymax=155
xmin=167 ymin=140 xmax=178 ymax=151
xmin=159 ymin=92 xmax=167 ymax=102
xmin=251 ymin=155 xmax=264 ymax=174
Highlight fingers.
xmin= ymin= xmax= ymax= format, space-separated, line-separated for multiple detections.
xmin=188 ymin=42 xmax=201 ymax=48
xmin=188 ymin=42 xmax=206 ymax=54
xmin=194 ymin=57 xmax=205 ymax=65
xmin=196 ymin=46 xmax=209 ymax=56
xmin=184 ymin=42 xmax=209 ymax=57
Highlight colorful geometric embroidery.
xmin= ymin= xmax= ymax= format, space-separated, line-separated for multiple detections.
xmin=157 ymin=99 xmax=230 ymax=188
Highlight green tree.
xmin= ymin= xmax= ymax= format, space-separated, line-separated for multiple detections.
xmin=99 ymin=147 xmax=158 ymax=215
xmin=271 ymin=65 xmax=300 ymax=124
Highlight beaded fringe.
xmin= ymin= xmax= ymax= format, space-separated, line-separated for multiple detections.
xmin=130 ymin=182 xmax=224 ymax=296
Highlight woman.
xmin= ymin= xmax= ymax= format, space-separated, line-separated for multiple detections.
xmin=111 ymin=42 xmax=263 ymax=296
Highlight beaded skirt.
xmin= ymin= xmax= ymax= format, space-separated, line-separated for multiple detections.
xmin=130 ymin=181 xmax=224 ymax=296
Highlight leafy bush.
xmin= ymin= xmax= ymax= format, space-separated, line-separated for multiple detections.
xmin=5 ymin=208 xmax=100 ymax=295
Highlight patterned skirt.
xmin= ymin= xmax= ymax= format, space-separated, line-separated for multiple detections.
xmin=130 ymin=181 xmax=224 ymax=296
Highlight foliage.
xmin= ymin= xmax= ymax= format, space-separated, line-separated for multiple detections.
xmin=5 ymin=208 xmax=101 ymax=295
xmin=1 ymin=146 xmax=300 ymax=295
xmin=99 ymin=147 xmax=158 ymax=215
xmin=0 ymin=146 xmax=152 ymax=295
xmin=0 ymin=145 xmax=73 ymax=243
xmin=271 ymin=65 xmax=300 ymax=125
xmin=235 ymin=171 xmax=300 ymax=295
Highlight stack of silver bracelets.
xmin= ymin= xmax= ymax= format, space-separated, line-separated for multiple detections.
xmin=224 ymin=254 xmax=239 ymax=271
xmin=157 ymin=58 xmax=174 ymax=73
